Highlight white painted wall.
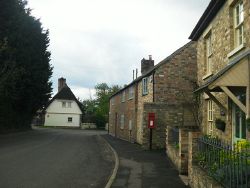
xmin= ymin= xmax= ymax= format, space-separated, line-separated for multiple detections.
xmin=44 ymin=99 xmax=82 ymax=127
xmin=45 ymin=113 xmax=81 ymax=127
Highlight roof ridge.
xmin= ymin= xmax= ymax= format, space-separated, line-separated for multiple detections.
xmin=110 ymin=41 xmax=195 ymax=98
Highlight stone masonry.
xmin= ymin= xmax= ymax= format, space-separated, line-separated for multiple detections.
xmin=195 ymin=0 xmax=250 ymax=142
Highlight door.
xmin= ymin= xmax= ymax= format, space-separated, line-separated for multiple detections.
xmin=232 ymin=93 xmax=246 ymax=143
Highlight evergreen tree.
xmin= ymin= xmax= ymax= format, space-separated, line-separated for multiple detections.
xmin=0 ymin=0 xmax=53 ymax=131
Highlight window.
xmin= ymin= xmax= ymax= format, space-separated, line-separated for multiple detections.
xmin=67 ymin=102 xmax=72 ymax=108
xmin=234 ymin=1 xmax=244 ymax=47
xmin=129 ymin=120 xmax=132 ymax=130
xmin=207 ymin=100 xmax=214 ymax=135
xmin=121 ymin=91 xmax=125 ymax=102
xmin=111 ymin=98 xmax=114 ymax=105
xmin=62 ymin=101 xmax=66 ymax=108
xmin=68 ymin=117 xmax=72 ymax=122
xmin=142 ymin=77 xmax=148 ymax=95
xmin=128 ymin=86 xmax=134 ymax=99
xmin=120 ymin=115 xmax=124 ymax=129
xmin=205 ymin=32 xmax=212 ymax=74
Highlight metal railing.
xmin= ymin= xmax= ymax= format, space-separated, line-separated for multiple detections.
xmin=196 ymin=136 xmax=250 ymax=188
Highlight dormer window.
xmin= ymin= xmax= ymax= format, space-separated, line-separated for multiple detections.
xmin=234 ymin=1 xmax=244 ymax=47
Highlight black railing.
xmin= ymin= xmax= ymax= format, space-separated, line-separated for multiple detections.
xmin=196 ymin=136 xmax=250 ymax=188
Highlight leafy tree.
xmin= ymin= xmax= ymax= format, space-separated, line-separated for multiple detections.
xmin=0 ymin=0 xmax=53 ymax=132
xmin=82 ymin=83 xmax=121 ymax=128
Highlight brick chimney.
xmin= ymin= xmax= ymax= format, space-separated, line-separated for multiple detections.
xmin=58 ymin=77 xmax=66 ymax=92
xmin=141 ymin=55 xmax=154 ymax=75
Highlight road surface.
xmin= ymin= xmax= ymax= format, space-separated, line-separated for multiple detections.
xmin=0 ymin=128 xmax=114 ymax=188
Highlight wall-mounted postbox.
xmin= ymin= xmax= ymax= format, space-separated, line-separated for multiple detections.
xmin=148 ymin=113 xmax=155 ymax=129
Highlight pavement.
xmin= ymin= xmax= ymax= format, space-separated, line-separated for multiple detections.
xmin=103 ymin=135 xmax=189 ymax=188
xmin=0 ymin=128 xmax=114 ymax=188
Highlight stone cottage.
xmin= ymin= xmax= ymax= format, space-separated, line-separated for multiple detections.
xmin=188 ymin=0 xmax=250 ymax=187
xmin=109 ymin=41 xmax=197 ymax=156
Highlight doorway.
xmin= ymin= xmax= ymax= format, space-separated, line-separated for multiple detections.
xmin=232 ymin=93 xmax=246 ymax=143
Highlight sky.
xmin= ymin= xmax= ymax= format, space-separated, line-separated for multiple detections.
xmin=27 ymin=0 xmax=210 ymax=100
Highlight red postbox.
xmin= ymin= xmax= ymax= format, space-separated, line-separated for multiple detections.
xmin=148 ymin=113 xmax=155 ymax=129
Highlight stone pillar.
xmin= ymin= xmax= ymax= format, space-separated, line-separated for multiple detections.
xmin=188 ymin=131 xmax=202 ymax=187
xmin=179 ymin=129 xmax=189 ymax=175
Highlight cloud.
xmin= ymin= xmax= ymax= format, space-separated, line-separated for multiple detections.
xmin=70 ymin=86 xmax=96 ymax=101
xmin=27 ymin=0 xmax=210 ymax=99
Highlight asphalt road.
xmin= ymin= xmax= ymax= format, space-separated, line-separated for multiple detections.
xmin=0 ymin=128 xmax=114 ymax=188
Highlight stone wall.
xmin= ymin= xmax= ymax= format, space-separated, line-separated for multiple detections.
xmin=81 ymin=123 xmax=97 ymax=129
xmin=109 ymin=85 xmax=137 ymax=142
xmin=154 ymin=42 xmax=197 ymax=104
xmin=164 ymin=103 xmax=197 ymax=174
xmin=188 ymin=132 xmax=222 ymax=188
xmin=196 ymin=0 xmax=250 ymax=142
xmin=136 ymin=76 xmax=154 ymax=144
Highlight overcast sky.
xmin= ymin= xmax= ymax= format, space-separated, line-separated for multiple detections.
xmin=27 ymin=0 xmax=210 ymax=100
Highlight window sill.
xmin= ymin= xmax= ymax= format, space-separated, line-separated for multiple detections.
xmin=202 ymin=73 xmax=213 ymax=80
xmin=227 ymin=44 xmax=245 ymax=58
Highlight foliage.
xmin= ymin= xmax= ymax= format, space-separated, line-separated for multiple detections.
xmin=82 ymin=83 xmax=121 ymax=128
xmin=0 ymin=0 xmax=53 ymax=132
xmin=195 ymin=136 xmax=250 ymax=187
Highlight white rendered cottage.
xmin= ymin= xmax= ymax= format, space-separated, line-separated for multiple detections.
xmin=44 ymin=78 xmax=82 ymax=127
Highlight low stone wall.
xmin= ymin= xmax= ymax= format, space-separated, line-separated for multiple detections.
xmin=166 ymin=127 xmax=190 ymax=174
xmin=81 ymin=123 xmax=97 ymax=129
xmin=166 ymin=143 xmax=180 ymax=171
xmin=188 ymin=132 xmax=222 ymax=188
xmin=142 ymin=103 xmax=168 ymax=149
xmin=189 ymin=165 xmax=223 ymax=188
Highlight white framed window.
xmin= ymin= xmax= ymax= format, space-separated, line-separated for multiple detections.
xmin=120 ymin=114 xmax=124 ymax=129
xmin=111 ymin=98 xmax=114 ymax=105
xmin=128 ymin=86 xmax=134 ymax=99
xmin=68 ymin=117 xmax=73 ymax=122
xmin=234 ymin=1 xmax=244 ymax=47
xmin=67 ymin=102 xmax=72 ymax=108
xmin=207 ymin=100 xmax=214 ymax=135
xmin=205 ymin=32 xmax=212 ymax=74
xmin=142 ymin=77 xmax=148 ymax=95
xmin=129 ymin=120 xmax=132 ymax=130
xmin=121 ymin=91 xmax=125 ymax=102
xmin=62 ymin=101 xmax=66 ymax=108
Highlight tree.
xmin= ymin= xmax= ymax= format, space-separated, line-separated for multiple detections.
xmin=0 ymin=0 xmax=53 ymax=132
xmin=82 ymin=83 xmax=121 ymax=128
